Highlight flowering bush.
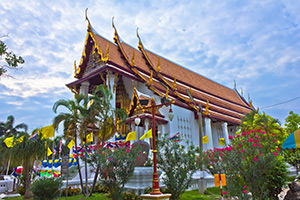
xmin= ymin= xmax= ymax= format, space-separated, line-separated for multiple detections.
xmin=96 ymin=144 xmax=142 ymax=200
xmin=202 ymin=130 xmax=288 ymax=200
xmin=156 ymin=134 xmax=202 ymax=200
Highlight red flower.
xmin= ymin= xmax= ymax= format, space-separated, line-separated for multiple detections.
xmin=229 ymin=135 xmax=233 ymax=140
xmin=243 ymin=190 xmax=248 ymax=194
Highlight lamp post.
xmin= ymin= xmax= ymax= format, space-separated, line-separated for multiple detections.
xmin=135 ymin=97 xmax=174 ymax=195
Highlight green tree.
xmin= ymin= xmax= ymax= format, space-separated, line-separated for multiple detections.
xmin=52 ymin=94 xmax=88 ymax=195
xmin=87 ymin=85 xmax=127 ymax=196
xmin=0 ymin=115 xmax=28 ymax=175
xmin=157 ymin=134 xmax=202 ymax=200
xmin=10 ymin=131 xmax=46 ymax=199
xmin=0 ymin=38 xmax=24 ymax=77
xmin=285 ymin=111 xmax=300 ymax=134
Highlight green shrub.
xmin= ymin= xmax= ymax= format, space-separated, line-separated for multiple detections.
xmin=31 ymin=177 xmax=62 ymax=200
xmin=61 ymin=186 xmax=82 ymax=196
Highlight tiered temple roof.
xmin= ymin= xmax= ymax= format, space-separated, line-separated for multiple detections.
xmin=67 ymin=17 xmax=253 ymax=125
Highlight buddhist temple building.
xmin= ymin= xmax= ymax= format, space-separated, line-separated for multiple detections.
xmin=66 ymin=15 xmax=253 ymax=151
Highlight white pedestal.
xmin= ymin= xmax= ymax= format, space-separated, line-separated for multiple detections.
xmin=140 ymin=194 xmax=171 ymax=200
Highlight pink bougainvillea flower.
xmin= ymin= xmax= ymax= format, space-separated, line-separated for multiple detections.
xmin=273 ymin=152 xmax=278 ymax=156
xmin=261 ymin=153 xmax=263 ymax=156
xmin=223 ymin=191 xmax=228 ymax=195
xmin=111 ymin=158 xmax=113 ymax=161
xmin=253 ymin=157 xmax=258 ymax=161
xmin=244 ymin=185 xmax=247 ymax=188
xmin=117 ymin=160 xmax=119 ymax=163
xmin=247 ymin=138 xmax=254 ymax=142
xmin=251 ymin=130 xmax=255 ymax=133
xmin=242 ymin=132 xmax=247 ymax=136
xmin=255 ymin=135 xmax=259 ymax=139
xmin=243 ymin=190 xmax=248 ymax=194
xmin=238 ymin=144 xmax=242 ymax=148
xmin=137 ymin=157 xmax=140 ymax=160
xmin=253 ymin=143 xmax=257 ymax=147
xmin=229 ymin=135 xmax=233 ymax=140
xmin=259 ymin=144 xmax=263 ymax=148
xmin=276 ymin=147 xmax=280 ymax=152
xmin=241 ymin=149 xmax=245 ymax=153
xmin=142 ymin=154 xmax=145 ymax=157
xmin=274 ymin=139 xmax=278 ymax=143
xmin=236 ymin=134 xmax=240 ymax=138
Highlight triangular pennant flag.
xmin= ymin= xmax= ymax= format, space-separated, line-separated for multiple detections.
xmin=17 ymin=135 xmax=25 ymax=143
xmin=125 ymin=131 xmax=136 ymax=142
xmin=140 ymin=129 xmax=152 ymax=140
xmin=203 ymin=135 xmax=209 ymax=144
xmin=83 ymin=132 xmax=93 ymax=144
xmin=47 ymin=147 xmax=52 ymax=156
xmin=4 ymin=136 xmax=14 ymax=148
xmin=169 ymin=132 xmax=180 ymax=141
xmin=30 ymin=130 xmax=38 ymax=140
xmin=219 ymin=138 xmax=226 ymax=146
xmin=39 ymin=125 xmax=55 ymax=139
xmin=68 ymin=139 xmax=75 ymax=149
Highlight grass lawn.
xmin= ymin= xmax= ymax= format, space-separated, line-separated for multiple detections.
xmin=5 ymin=187 xmax=221 ymax=200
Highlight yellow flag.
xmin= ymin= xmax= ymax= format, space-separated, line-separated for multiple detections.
xmin=203 ymin=135 xmax=209 ymax=144
xmin=125 ymin=131 xmax=136 ymax=142
xmin=4 ymin=136 xmax=14 ymax=148
xmin=219 ymin=138 xmax=225 ymax=146
xmin=140 ymin=129 xmax=152 ymax=140
xmin=17 ymin=135 xmax=25 ymax=143
xmin=83 ymin=132 xmax=93 ymax=144
xmin=47 ymin=147 xmax=52 ymax=156
xmin=68 ymin=139 xmax=75 ymax=149
xmin=39 ymin=125 xmax=55 ymax=139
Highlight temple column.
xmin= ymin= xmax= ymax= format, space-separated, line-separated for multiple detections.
xmin=131 ymin=123 xmax=137 ymax=142
xmin=204 ymin=117 xmax=213 ymax=150
xmin=222 ymin=122 xmax=230 ymax=146
xmin=144 ymin=119 xmax=150 ymax=145
xmin=107 ymin=72 xmax=116 ymax=111
xmin=80 ymin=81 xmax=90 ymax=96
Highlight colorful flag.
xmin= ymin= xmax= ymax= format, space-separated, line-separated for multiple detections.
xmin=68 ymin=139 xmax=75 ymax=149
xmin=30 ymin=130 xmax=38 ymax=140
xmin=59 ymin=139 xmax=63 ymax=153
xmin=39 ymin=125 xmax=55 ymax=139
xmin=203 ymin=135 xmax=209 ymax=144
xmin=219 ymin=138 xmax=226 ymax=146
xmin=125 ymin=131 xmax=136 ymax=142
xmin=169 ymin=132 xmax=180 ymax=141
xmin=47 ymin=147 xmax=52 ymax=156
xmin=140 ymin=129 xmax=152 ymax=140
xmin=4 ymin=136 xmax=14 ymax=148
xmin=53 ymin=147 xmax=57 ymax=156
xmin=85 ymin=132 xmax=93 ymax=143
xmin=17 ymin=135 xmax=25 ymax=143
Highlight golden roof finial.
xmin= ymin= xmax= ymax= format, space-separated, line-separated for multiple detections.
xmin=149 ymin=70 xmax=153 ymax=85
xmin=166 ymin=87 xmax=169 ymax=100
xmin=74 ymin=60 xmax=77 ymax=76
xmin=131 ymin=50 xmax=135 ymax=66
xmin=85 ymin=8 xmax=92 ymax=31
xmin=172 ymin=77 xmax=177 ymax=90
xmin=112 ymin=17 xmax=119 ymax=44
xmin=156 ymin=58 xmax=160 ymax=72
xmin=203 ymin=99 xmax=210 ymax=115
xmin=105 ymin=43 xmax=109 ymax=60
xmin=137 ymin=28 xmax=143 ymax=51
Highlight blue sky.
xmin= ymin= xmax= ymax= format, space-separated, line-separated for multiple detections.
xmin=0 ymin=0 xmax=300 ymax=134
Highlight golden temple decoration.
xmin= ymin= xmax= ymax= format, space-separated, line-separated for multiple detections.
xmin=203 ymin=100 xmax=210 ymax=116
xmin=74 ymin=60 xmax=80 ymax=77
xmin=166 ymin=87 xmax=169 ymax=100
xmin=85 ymin=8 xmax=92 ymax=31
xmin=113 ymin=73 xmax=119 ymax=93
xmin=105 ymin=43 xmax=109 ymax=60
xmin=69 ymin=85 xmax=79 ymax=96
xmin=131 ymin=50 xmax=135 ymax=66
xmin=99 ymin=72 xmax=106 ymax=87
xmin=156 ymin=58 xmax=161 ymax=72
xmin=149 ymin=70 xmax=153 ymax=85
xmin=172 ymin=77 xmax=177 ymax=90
xmin=249 ymin=100 xmax=253 ymax=109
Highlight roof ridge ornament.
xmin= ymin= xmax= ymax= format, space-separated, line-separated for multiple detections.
xmin=85 ymin=8 xmax=92 ymax=31
xmin=203 ymin=100 xmax=210 ymax=116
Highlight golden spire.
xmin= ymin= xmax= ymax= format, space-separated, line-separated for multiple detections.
xmin=112 ymin=17 xmax=119 ymax=43
xmin=203 ymin=100 xmax=210 ymax=115
xmin=85 ymin=8 xmax=92 ymax=31
xmin=149 ymin=70 xmax=153 ymax=85
xmin=74 ymin=60 xmax=78 ymax=77
xmin=137 ymin=28 xmax=143 ymax=51
xmin=156 ymin=58 xmax=160 ymax=72
xmin=166 ymin=87 xmax=169 ymax=100
xmin=131 ymin=50 xmax=135 ymax=66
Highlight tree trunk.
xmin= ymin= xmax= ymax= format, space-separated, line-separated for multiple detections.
xmin=84 ymin=131 xmax=88 ymax=195
xmin=75 ymin=135 xmax=86 ymax=196
xmin=1 ymin=158 xmax=6 ymax=175
xmin=23 ymin=158 xmax=33 ymax=199
xmin=89 ymin=164 xmax=100 ymax=196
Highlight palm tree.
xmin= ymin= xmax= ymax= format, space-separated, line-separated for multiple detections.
xmin=88 ymin=85 xmax=127 ymax=196
xmin=52 ymin=94 xmax=89 ymax=196
xmin=240 ymin=110 xmax=259 ymax=132
xmin=0 ymin=115 xmax=28 ymax=137
xmin=256 ymin=113 xmax=283 ymax=135
xmin=0 ymin=115 xmax=28 ymax=175
xmin=10 ymin=131 xmax=46 ymax=199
